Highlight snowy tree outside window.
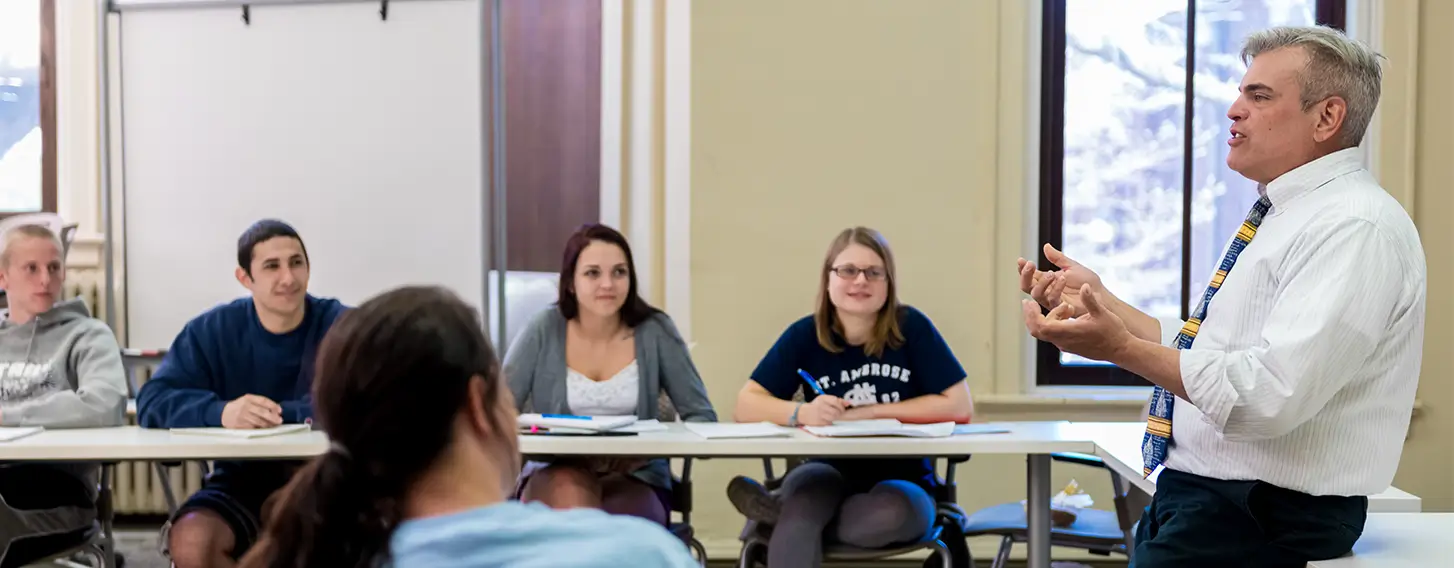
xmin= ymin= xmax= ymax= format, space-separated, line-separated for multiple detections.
xmin=0 ymin=0 xmax=51 ymax=213
xmin=1042 ymin=0 xmax=1344 ymax=385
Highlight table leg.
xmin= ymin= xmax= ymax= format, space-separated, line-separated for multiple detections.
xmin=100 ymin=463 xmax=118 ymax=568
xmin=1027 ymin=454 xmax=1051 ymax=568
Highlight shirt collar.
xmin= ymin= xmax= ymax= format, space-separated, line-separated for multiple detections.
xmin=1257 ymin=147 xmax=1366 ymax=212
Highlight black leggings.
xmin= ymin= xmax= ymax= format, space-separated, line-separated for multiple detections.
xmin=766 ymin=462 xmax=937 ymax=568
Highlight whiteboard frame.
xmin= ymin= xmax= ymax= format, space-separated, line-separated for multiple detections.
xmin=98 ymin=0 xmax=500 ymax=347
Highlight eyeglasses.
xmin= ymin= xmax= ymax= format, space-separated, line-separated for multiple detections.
xmin=829 ymin=265 xmax=887 ymax=282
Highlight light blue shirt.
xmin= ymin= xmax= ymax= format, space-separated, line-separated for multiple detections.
xmin=389 ymin=501 xmax=699 ymax=568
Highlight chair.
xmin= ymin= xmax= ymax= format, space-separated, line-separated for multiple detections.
xmin=0 ymin=212 xmax=78 ymax=258
xmin=667 ymin=458 xmax=708 ymax=565
xmin=962 ymin=452 xmax=1147 ymax=568
xmin=120 ymin=349 xmax=209 ymax=516
xmin=516 ymin=391 xmax=708 ymax=565
xmin=735 ymin=456 xmax=974 ymax=568
xmin=655 ymin=393 xmax=709 ymax=566
xmin=7 ymin=464 xmax=121 ymax=568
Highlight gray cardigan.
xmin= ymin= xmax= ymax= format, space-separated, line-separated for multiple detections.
xmin=503 ymin=307 xmax=717 ymax=490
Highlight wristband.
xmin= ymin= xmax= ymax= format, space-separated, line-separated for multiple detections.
xmin=788 ymin=402 xmax=804 ymax=427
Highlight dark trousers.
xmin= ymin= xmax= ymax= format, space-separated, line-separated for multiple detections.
xmin=0 ymin=465 xmax=96 ymax=568
xmin=1132 ymin=468 xmax=1367 ymax=568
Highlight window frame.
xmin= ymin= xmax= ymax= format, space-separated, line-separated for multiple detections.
xmin=0 ymin=0 xmax=58 ymax=218
xmin=1036 ymin=0 xmax=1347 ymax=387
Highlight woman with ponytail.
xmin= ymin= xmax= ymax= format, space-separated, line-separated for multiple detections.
xmin=238 ymin=286 xmax=698 ymax=568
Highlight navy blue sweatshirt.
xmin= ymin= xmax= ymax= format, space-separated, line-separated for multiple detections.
xmin=137 ymin=295 xmax=347 ymax=428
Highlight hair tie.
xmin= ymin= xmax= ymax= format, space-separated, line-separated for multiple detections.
xmin=328 ymin=442 xmax=353 ymax=461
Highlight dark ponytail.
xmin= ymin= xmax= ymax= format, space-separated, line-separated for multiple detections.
xmin=239 ymin=286 xmax=503 ymax=568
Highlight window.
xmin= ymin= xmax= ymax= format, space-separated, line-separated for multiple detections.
xmin=1038 ymin=0 xmax=1346 ymax=387
xmin=0 ymin=0 xmax=56 ymax=215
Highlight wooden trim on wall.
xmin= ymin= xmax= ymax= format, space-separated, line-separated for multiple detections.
xmin=40 ymin=0 xmax=58 ymax=214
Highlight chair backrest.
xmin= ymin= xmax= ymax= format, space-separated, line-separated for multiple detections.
xmin=0 ymin=213 xmax=76 ymax=258
xmin=658 ymin=390 xmax=679 ymax=422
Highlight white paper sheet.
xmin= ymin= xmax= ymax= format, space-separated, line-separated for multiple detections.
xmin=684 ymin=422 xmax=793 ymax=439
xmin=0 ymin=427 xmax=43 ymax=442
xmin=170 ymin=424 xmax=312 ymax=439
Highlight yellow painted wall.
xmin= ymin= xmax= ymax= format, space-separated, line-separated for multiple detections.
xmin=47 ymin=0 xmax=1450 ymax=559
xmin=689 ymin=0 xmax=1452 ymax=556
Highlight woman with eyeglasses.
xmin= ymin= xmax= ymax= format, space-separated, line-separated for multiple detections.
xmin=727 ymin=226 xmax=975 ymax=568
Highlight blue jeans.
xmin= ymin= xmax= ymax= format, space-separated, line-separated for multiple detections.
xmin=1133 ymin=468 xmax=1366 ymax=568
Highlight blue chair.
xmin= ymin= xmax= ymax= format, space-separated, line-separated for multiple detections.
xmin=962 ymin=452 xmax=1145 ymax=568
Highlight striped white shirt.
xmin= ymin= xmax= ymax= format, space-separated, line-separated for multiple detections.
xmin=1159 ymin=148 xmax=1426 ymax=497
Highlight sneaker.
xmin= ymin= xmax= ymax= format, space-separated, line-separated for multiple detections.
xmin=726 ymin=475 xmax=781 ymax=524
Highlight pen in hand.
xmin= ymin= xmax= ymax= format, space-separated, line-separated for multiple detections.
xmin=797 ymin=369 xmax=826 ymax=395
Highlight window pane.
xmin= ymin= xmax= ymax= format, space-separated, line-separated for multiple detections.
xmin=1188 ymin=0 xmax=1322 ymax=311
xmin=1061 ymin=0 xmax=1188 ymax=364
xmin=0 ymin=0 xmax=44 ymax=213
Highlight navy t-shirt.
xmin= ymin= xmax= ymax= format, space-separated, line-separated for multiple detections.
xmin=750 ymin=306 xmax=966 ymax=491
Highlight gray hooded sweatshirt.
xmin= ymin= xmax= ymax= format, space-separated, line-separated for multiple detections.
xmin=0 ymin=298 xmax=127 ymax=546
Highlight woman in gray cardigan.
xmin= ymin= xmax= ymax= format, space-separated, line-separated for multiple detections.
xmin=503 ymin=224 xmax=716 ymax=526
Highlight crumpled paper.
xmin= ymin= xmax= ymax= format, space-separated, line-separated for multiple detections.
xmin=1022 ymin=479 xmax=1095 ymax=527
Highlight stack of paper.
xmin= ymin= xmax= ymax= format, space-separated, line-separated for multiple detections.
xmin=517 ymin=414 xmax=638 ymax=432
xmin=0 ymin=427 xmax=43 ymax=442
xmin=170 ymin=424 xmax=312 ymax=439
xmin=684 ymin=422 xmax=793 ymax=439
xmin=803 ymin=419 xmax=956 ymax=438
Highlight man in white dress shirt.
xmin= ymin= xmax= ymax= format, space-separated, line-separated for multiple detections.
xmin=1019 ymin=25 xmax=1425 ymax=567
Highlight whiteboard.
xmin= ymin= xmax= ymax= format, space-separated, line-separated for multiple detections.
xmin=118 ymin=0 xmax=485 ymax=348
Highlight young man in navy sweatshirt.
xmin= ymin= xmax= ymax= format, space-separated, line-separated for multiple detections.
xmin=137 ymin=220 xmax=347 ymax=568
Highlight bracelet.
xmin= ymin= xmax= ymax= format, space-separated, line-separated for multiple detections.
xmin=788 ymin=402 xmax=804 ymax=427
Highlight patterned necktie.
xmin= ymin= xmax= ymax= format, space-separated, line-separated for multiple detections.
xmin=1141 ymin=195 xmax=1273 ymax=477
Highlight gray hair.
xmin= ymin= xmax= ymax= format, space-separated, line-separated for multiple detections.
xmin=1241 ymin=25 xmax=1384 ymax=148
xmin=0 ymin=224 xmax=65 ymax=268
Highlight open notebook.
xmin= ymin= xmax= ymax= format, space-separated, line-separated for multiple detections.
xmin=802 ymin=419 xmax=957 ymax=438
xmin=517 ymin=414 xmax=638 ymax=433
xmin=0 ymin=427 xmax=43 ymax=442
xmin=170 ymin=424 xmax=312 ymax=439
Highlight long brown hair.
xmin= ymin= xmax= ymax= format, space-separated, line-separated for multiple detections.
xmin=814 ymin=227 xmax=904 ymax=358
xmin=556 ymin=223 xmax=661 ymax=327
xmin=239 ymin=286 xmax=509 ymax=568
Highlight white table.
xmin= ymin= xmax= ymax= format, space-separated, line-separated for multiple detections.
xmin=1072 ymin=422 xmax=1422 ymax=513
xmin=0 ymin=426 xmax=326 ymax=461
xmin=0 ymin=422 xmax=1094 ymax=461
xmin=0 ymin=422 xmax=1094 ymax=568
xmin=520 ymin=421 xmax=1095 ymax=457
xmin=1307 ymin=513 xmax=1454 ymax=567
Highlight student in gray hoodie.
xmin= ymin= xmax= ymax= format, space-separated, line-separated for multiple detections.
xmin=0 ymin=224 xmax=128 ymax=567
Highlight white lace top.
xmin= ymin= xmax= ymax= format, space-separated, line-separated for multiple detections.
xmin=565 ymin=360 xmax=639 ymax=416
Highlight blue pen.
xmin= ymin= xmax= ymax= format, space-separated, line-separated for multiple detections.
xmin=796 ymin=369 xmax=826 ymax=395
xmin=542 ymin=414 xmax=593 ymax=420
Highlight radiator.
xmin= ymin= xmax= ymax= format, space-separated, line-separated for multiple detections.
xmin=66 ymin=270 xmax=207 ymax=516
